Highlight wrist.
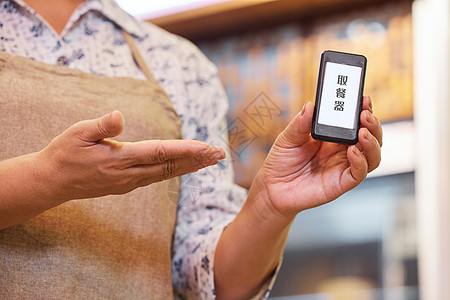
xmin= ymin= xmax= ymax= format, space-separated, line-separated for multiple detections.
xmin=0 ymin=151 xmax=67 ymax=229
xmin=32 ymin=150 xmax=69 ymax=207
xmin=246 ymin=171 xmax=296 ymax=232
xmin=215 ymin=170 xmax=293 ymax=300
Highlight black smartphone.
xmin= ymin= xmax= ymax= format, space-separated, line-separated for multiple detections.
xmin=311 ymin=50 xmax=367 ymax=145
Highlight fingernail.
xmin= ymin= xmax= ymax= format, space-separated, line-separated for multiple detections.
xmin=352 ymin=145 xmax=360 ymax=156
xmin=199 ymin=147 xmax=212 ymax=156
xmin=300 ymin=102 xmax=307 ymax=117
xmin=368 ymin=97 xmax=373 ymax=112
xmin=212 ymin=147 xmax=226 ymax=160
xmin=362 ymin=128 xmax=369 ymax=140
xmin=366 ymin=113 xmax=376 ymax=124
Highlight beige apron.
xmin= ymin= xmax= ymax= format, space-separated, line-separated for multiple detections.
xmin=0 ymin=33 xmax=182 ymax=299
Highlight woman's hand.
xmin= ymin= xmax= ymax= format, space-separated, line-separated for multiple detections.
xmin=216 ymin=96 xmax=382 ymax=300
xmin=0 ymin=110 xmax=224 ymax=229
xmin=257 ymin=96 xmax=382 ymax=219
xmin=35 ymin=110 xmax=225 ymax=204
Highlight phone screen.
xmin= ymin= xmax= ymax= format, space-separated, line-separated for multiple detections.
xmin=317 ymin=62 xmax=362 ymax=130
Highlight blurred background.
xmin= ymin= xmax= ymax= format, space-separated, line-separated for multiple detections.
xmin=117 ymin=0 xmax=450 ymax=299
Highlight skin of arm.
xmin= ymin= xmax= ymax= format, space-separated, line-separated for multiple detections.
xmin=214 ymin=97 xmax=383 ymax=299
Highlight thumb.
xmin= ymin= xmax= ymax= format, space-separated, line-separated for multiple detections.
xmin=276 ymin=101 xmax=314 ymax=148
xmin=80 ymin=110 xmax=125 ymax=142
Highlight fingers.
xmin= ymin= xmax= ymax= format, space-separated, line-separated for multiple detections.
xmin=360 ymin=97 xmax=382 ymax=147
xmin=358 ymin=127 xmax=381 ymax=173
xmin=276 ymin=101 xmax=314 ymax=147
xmin=130 ymin=154 xmax=222 ymax=186
xmin=362 ymin=95 xmax=373 ymax=113
xmin=75 ymin=110 xmax=125 ymax=142
xmin=345 ymin=145 xmax=368 ymax=185
xmin=116 ymin=139 xmax=225 ymax=185
xmin=121 ymin=139 xmax=225 ymax=166
xmin=360 ymin=110 xmax=382 ymax=147
xmin=344 ymin=97 xmax=382 ymax=185
xmin=359 ymin=96 xmax=382 ymax=173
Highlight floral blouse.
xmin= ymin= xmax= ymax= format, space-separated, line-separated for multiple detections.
xmin=0 ymin=0 xmax=278 ymax=298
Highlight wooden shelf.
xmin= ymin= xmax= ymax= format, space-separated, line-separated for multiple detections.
xmin=146 ymin=0 xmax=395 ymax=41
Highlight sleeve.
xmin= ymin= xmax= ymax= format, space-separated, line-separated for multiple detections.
xmin=170 ymin=37 xmax=281 ymax=299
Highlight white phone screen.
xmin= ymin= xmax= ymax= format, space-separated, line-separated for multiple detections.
xmin=317 ymin=62 xmax=362 ymax=129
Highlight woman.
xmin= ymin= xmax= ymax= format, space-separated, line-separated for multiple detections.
xmin=0 ymin=0 xmax=382 ymax=299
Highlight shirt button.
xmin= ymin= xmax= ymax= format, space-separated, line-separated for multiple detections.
xmin=57 ymin=55 xmax=69 ymax=66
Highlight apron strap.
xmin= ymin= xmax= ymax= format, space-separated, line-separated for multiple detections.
xmin=122 ymin=31 xmax=156 ymax=82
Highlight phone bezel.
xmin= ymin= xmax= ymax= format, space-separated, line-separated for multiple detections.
xmin=311 ymin=50 xmax=367 ymax=145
